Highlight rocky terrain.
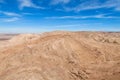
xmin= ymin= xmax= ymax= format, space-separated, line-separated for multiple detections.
xmin=0 ymin=31 xmax=120 ymax=80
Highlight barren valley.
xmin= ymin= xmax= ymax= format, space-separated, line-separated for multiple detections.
xmin=0 ymin=31 xmax=120 ymax=80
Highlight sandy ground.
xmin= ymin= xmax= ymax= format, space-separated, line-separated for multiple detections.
xmin=0 ymin=31 xmax=120 ymax=80
xmin=0 ymin=34 xmax=18 ymax=48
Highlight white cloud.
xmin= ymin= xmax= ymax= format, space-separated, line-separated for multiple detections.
xmin=0 ymin=11 xmax=21 ymax=22
xmin=22 ymin=12 xmax=33 ymax=15
xmin=51 ymin=0 xmax=70 ymax=5
xmin=63 ymin=0 xmax=120 ymax=12
xmin=18 ymin=0 xmax=44 ymax=10
xmin=0 ymin=11 xmax=21 ymax=17
xmin=3 ymin=17 xmax=20 ymax=22
xmin=45 ymin=14 xmax=120 ymax=19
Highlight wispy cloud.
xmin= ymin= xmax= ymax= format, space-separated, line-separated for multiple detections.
xmin=0 ymin=11 xmax=21 ymax=22
xmin=0 ymin=11 xmax=21 ymax=17
xmin=63 ymin=0 xmax=120 ymax=12
xmin=3 ymin=17 xmax=20 ymax=22
xmin=45 ymin=14 xmax=120 ymax=19
xmin=22 ymin=12 xmax=34 ymax=15
xmin=51 ymin=0 xmax=70 ymax=5
xmin=18 ymin=0 xmax=44 ymax=10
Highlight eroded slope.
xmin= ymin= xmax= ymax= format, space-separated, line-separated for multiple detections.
xmin=0 ymin=31 xmax=120 ymax=80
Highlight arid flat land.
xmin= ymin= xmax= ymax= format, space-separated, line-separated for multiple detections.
xmin=0 ymin=34 xmax=18 ymax=48
xmin=0 ymin=34 xmax=17 ymax=40
xmin=0 ymin=31 xmax=120 ymax=80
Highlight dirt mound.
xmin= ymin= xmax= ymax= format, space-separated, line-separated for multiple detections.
xmin=0 ymin=31 xmax=120 ymax=80
xmin=9 ymin=34 xmax=40 ymax=44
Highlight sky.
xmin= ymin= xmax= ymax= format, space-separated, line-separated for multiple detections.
xmin=0 ymin=0 xmax=120 ymax=33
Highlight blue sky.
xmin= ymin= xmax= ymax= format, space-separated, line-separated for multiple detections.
xmin=0 ymin=0 xmax=120 ymax=33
